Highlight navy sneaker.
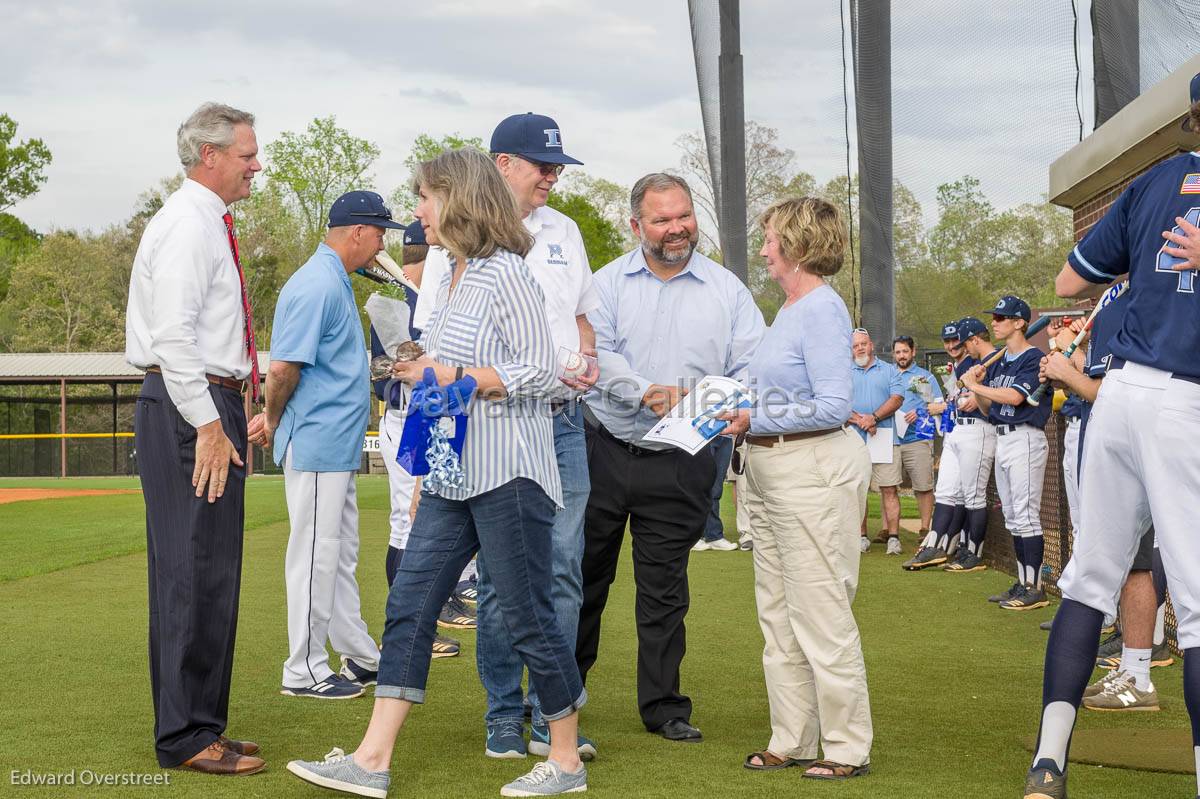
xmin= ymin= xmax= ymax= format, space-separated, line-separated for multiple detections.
xmin=1023 ymin=757 xmax=1066 ymax=798
xmin=340 ymin=658 xmax=378 ymax=687
xmin=486 ymin=720 xmax=527 ymax=759
xmin=280 ymin=674 xmax=365 ymax=700
xmin=438 ymin=595 xmax=477 ymax=630
xmin=527 ymin=722 xmax=597 ymax=762
xmin=455 ymin=579 xmax=479 ymax=606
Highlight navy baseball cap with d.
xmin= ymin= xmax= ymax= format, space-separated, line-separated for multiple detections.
xmin=956 ymin=317 xmax=988 ymax=339
xmin=1184 ymin=72 xmax=1200 ymax=132
xmin=403 ymin=220 xmax=425 ymax=246
xmin=984 ymin=295 xmax=1031 ymax=322
xmin=490 ymin=113 xmax=583 ymax=165
xmin=328 ymin=191 xmax=406 ymax=230
xmin=941 ymin=321 xmax=959 ymax=340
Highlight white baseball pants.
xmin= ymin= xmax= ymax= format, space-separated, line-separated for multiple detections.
xmin=1060 ymin=362 xmax=1200 ymax=647
xmin=379 ymin=407 xmax=416 ymax=551
xmin=933 ymin=420 xmax=997 ymax=509
xmin=993 ymin=425 xmax=1047 ymax=537
xmin=282 ymin=446 xmax=380 ymax=688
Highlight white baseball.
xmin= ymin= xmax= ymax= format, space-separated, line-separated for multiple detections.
xmin=562 ymin=352 xmax=586 ymax=379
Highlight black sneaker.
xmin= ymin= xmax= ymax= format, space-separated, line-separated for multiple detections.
xmin=1023 ymin=758 xmax=1066 ymax=798
xmin=944 ymin=548 xmax=987 ymax=573
xmin=904 ymin=546 xmax=948 ymax=571
xmin=1001 ymin=584 xmax=1050 ymax=611
xmin=1095 ymin=630 xmax=1123 ymax=669
xmin=1151 ymin=640 xmax=1175 ymax=668
xmin=988 ymin=581 xmax=1023 ymax=603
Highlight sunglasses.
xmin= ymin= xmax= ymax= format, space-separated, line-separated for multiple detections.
xmin=852 ymin=327 xmax=870 ymax=335
xmin=991 ymin=314 xmax=1018 ymax=323
xmin=349 ymin=207 xmax=395 ymax=222
xmin=515 ymin=155 xmax=565 ymax=177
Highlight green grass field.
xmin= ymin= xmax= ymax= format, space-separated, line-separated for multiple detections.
xmin=0 ymin=476 xmax=1192 ymax=798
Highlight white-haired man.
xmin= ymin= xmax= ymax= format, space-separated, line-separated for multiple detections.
xmin=126 ymin=102 xmax=265 ymax=775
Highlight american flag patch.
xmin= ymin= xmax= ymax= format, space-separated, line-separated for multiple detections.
xmin=1181 ymin=173 xmax=1200 ymax=194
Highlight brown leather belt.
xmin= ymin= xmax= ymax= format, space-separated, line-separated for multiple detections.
xmin=746 ymin=428 xmax=844 ymax=448
xmin=144 ymin=366 xmax=246 ymax=393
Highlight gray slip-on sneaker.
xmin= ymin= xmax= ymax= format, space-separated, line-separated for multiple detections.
xmin=287 ymin=748 xmax=390 ymax=798
xmin=500 ymin=760 xmax=587 ymax=796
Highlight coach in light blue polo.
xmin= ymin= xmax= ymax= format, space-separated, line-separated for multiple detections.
xmin=268 ymin=190 xmax=405 ymax=699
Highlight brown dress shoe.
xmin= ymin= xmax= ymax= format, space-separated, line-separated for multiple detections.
xmin=179 ymin=740 xmax=265 ymax=776
xmin=218 ymin=735 xmax=260 ymax=757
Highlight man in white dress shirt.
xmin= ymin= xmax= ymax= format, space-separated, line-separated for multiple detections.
xmin=474 ymin=112 xmax=601 ymax=760
xmin=125 ymin=102 xmax=265 ymax=776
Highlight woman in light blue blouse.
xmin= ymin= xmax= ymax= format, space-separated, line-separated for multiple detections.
xmin=289 ymin=149 xmax=587 ymax=798
xmin=723 ymin=197 xmax=873 ymax=780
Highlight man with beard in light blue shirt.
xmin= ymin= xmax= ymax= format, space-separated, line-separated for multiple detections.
xmin=578 ymin=172 xmax=764 ymax=742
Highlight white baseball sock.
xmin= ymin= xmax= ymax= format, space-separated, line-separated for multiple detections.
xmin=1033 ymin=701 xmax=1076 ymax=772
xmin=1154 ymin=603 xmax=1166 ymax=647
xmin=1119 ymin=646 xmax=1153 ymax=691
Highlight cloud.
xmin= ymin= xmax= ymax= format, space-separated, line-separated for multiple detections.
xmin=396 ymin=87 xmax=468 ymax=107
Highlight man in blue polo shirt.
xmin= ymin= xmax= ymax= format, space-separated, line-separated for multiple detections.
xmin=849 ymin=329 xmax=904 ymax=554
xmin=252 ymin=190 xmax=404 ymax=700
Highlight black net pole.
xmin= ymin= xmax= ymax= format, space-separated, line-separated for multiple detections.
xmin=718 ymin=0 xmax=748 ymax=285
xmin=854 ymin=0 xmax=894 ymax=344
xmin=1092 ymin=0 xmax=1139 ymax=126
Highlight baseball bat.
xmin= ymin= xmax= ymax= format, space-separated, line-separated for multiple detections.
xmin=355 ymin=250 xmax=419 ymax=292
xmin=1027 ymin=280 xmax=1129 ymax=406
xmin=956 ymin=314 xmax=1052 ymax=388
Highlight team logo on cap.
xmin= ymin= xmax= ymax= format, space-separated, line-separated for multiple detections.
xmin=544 ymin=129 xmax=563 ymax=148
xmin=996 ymin=299 xmax=1006 ymax=309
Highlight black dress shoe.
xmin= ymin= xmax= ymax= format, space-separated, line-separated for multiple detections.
xmin=654 ymin=718 xmax=702 ymax=742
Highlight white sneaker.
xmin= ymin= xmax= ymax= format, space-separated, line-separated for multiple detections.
xmin=706 ymin=537 xmax=738 ymax=551
xmin=691 ymin=539 xmax=711 ymax=552
xmin=886 ymin=536 xmax=902 ymax=555
xmin=859 ymin=536 xmax=871 ymax=553
xmin=738 ymin=533 xmax=753 ymax=551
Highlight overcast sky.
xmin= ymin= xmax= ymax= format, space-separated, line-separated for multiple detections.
xmin=2 ymin=0 xmax=1091 ymax=235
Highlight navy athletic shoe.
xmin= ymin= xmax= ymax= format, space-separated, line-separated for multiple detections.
xmin=1023 ymin=758 xmax=1066 ymax=798
xmin=281 ymin=674 xmax=365 ymax=700
xmin=340 ymin=658 xmax=378 ymax=687
xmin=527 ymin=722 xmax=597 ymax=762
xmin=486 ymin=720 xmax=527 ymax=759
xmin=988 ymin=581 xmax=1023 ymax=603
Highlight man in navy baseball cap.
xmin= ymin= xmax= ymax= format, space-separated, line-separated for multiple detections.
xmin=1183 ymin=72 xmax=1200 ymax=132
xmin=941 ymin=321 xmax=960 ymax=341
xmin=956 ymin=316 xmax=988 ymax=340
xmin=490 ymin=112 xmax=584 ymax=166
xmin=403 ymin=219 xmax=425 ymax=246
xmin=985 ymin=295 xmax=1032 ymax=322
xmin=328 ymin=190 xmax=406 ymax=230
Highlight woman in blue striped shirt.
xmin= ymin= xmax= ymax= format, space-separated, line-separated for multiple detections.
xmin=722 ymin=197 xmax=872 ymax=780
xmin=289 ymin=148 xmax=587 ymax=798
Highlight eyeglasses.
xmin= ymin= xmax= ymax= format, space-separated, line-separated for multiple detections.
xmin=514 ymin=155 xmax=565 ymax=177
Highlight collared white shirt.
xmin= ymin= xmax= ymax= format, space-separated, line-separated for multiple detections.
xmin=125 ymin=178 xmax=252 ymax=427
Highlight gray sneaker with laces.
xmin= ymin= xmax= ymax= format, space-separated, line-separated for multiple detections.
xmin=287 ymin=748 xmax=390 ymax=798
xmin=1083 ymin=670 xmax=1160 ymax=712
xmin=500 ymin=760 xmax=588 ymax=796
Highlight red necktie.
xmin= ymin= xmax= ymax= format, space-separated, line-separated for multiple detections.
xmin=223 ymin=212 xmax=261 ymax=404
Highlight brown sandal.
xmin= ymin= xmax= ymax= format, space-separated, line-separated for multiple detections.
xmin=802 ymin=759 xmax=870 ymax=780
xmin=743 ymin=750 xmax=806 ymax=771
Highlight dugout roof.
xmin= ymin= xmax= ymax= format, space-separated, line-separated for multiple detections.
xmin=0 ymin=352 xmax=273 ymax=385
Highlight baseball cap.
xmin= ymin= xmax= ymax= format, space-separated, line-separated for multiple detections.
xmin=403 ymin=220 xmax=426 ymax=246
xmin=490 ymin=113 xmax=583 ymax=166
xmin=940 ymin=321 xmax=959 ymax=340
xmin=984 ymin=295 xmax=1031 ymax=322
xmin=956 ymin=317 xmax=988 ymax=339
xmin=1184 ymin=72 xmax=1200 ymax=132
xmin=328 ymin=191 xmax=406 ymax=230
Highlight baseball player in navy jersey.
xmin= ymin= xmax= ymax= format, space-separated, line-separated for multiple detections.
xmin=906 ymin=321 xmax=970 ymax=569
xmin=1023 ymin=72 xmax=1200 ymax=799
xmin=939 ymin=317 xmax=999 ymax=574
xmin=1037 ymin=295 xmax=1172 ymax=716
xmin=961 ymin=296 xmax=1052 ymax=611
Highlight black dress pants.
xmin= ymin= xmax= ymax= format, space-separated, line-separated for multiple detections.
xmin=135 ymin=372 xmax=247 ymax=767
xmin=575 ymin=422 xmax=715 ymax=730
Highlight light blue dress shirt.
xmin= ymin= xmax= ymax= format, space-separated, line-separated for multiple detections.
xmin=747 ymin=285 xmax=853 ymax=435
xmin=586 ymin=247 xmax=765 ymax=449
xmin=894 ymin=363 xmax=943 ymax=444
xmin=270 ymin=243 xmax=370 ymax=472
xmin=850 ymin=358 xmax=904 ymax=442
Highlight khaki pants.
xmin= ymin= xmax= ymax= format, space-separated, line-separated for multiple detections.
xmin=743 ymin=428 xmax=873 ymax=765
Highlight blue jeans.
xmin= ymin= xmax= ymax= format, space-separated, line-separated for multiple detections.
xmin=476 ymin=401 xmax=589 ymax=726
xmin=376 ymin=477 xmax=586 ymax=720
xmin=703 ymin=436 xmax=734 ymax=542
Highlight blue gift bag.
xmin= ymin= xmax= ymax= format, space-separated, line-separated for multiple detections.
xmin=913 ymin=406 xmax=937 ymax=441
xmin=396 ymin=369 xmax=476 ymax=488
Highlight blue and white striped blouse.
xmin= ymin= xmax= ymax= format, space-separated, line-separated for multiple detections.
xmin=421 ymin=248 xmax=563 ymax=507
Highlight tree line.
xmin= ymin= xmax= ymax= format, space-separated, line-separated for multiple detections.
xmin=0 ymin=114 xmax=1071 ymax=355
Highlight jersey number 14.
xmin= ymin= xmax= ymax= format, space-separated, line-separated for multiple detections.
xmin=1157 ymin=207 xmax=1199 ymax=293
